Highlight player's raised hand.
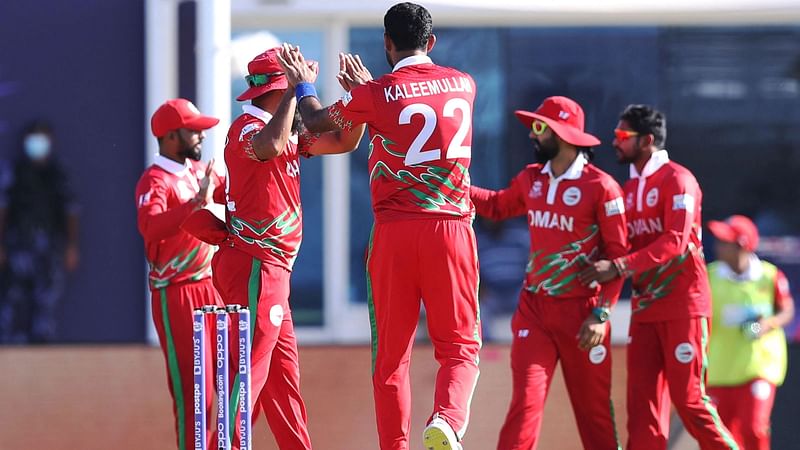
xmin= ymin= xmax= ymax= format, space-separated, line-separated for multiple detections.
xmin=194 ymin=159 xmax=215 ymax=209
xmin=277 ymin=43 xmax=318 ymax=87
xmin=337 ymin=52 xmax=373 ymax=92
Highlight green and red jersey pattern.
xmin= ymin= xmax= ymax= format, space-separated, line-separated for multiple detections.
xmin=614 ymin=159 xmax=711 ymax=322
xmin=135 ymin=158 xmax=222 ymax=289
xmin=223 ymin=107 xmax=311 ymax=270
xmin=471 ymin=160 xmax=628 ymax=303
xmin=328 ymin=56 xmax=475 ymax=223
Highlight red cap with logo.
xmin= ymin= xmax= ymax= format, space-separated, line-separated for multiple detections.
xmin=236 ymin=47 xmax=289 ymax=101
xmin=708 ymin=214 xmax=760 ymax=252
xmin=514 ymin=96 xmax=601 ymax=147
xmin=150 ymin=98 xmax=220 ymax=138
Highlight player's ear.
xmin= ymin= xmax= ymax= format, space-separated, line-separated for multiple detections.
xmin=640 ymin=133 xmax=655 ymax=148
xmin=426 ymin=34 xmax=436 ymax=53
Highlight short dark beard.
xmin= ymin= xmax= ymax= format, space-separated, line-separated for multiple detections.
xmin=533 ymin=136 xmax=559 ymax=163
xmin=178 ymin=135 xmax=202 ymax=161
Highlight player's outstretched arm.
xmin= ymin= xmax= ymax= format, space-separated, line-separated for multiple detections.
xmin=278 ymin=43 xmax=344 ymax=134
xmin=304 ymin=124 xmax=367 ymax=156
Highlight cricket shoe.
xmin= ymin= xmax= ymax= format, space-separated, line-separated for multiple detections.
xmin=423 ymin=417 xmax=462 ymax=450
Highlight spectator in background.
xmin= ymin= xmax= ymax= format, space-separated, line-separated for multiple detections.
xmin=473 ymin=216 xmax=528 ymax=342
xmin=0 ymin=121 xmax=79 ymax=344
xmin=706 ymin=215 xmax=795 ymax=450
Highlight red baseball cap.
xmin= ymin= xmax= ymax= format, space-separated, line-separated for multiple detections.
xmin=150 ymin=98 xmax=220 ymax=138
xmin=708 ymin=215 xmax=760 ymax=252
xmin=514 ymin=96 xmax=601 ymax=147
xmin=236 ymin=47 xmax=318 ymax=101
xmin=236 ymin=47 xmax=289 ymax=101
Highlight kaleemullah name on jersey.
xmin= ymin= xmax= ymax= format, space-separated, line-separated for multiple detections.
xmin=629 ymin=217 xmax=663 ymax=237
xmin=384 ymin=76 xmax=472 ymax=102
xmin=528 ymin=209 xmax=574 ymax=232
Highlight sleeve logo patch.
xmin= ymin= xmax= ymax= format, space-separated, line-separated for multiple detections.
xmin=239 ymin=123 xmax=260 ymax=142
xmin=672 ymin=193 xmax=695 ymax=211
xmin=604 ymin=197 xmax=625 ymax=216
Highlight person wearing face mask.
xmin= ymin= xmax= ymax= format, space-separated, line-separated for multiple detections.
xmin=134 ymin=98 xmax=227 ymax=450
xmin=470 ymin=96 xmax=629 ymax=450
xmin=0 ymin=121 xmax=80 ymax=344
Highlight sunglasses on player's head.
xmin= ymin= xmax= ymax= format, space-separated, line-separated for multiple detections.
xmin=245 ymin=72 xmax=284 ymax=87
xmin=531 ymin=120 xmax=548 ymax=136
xmin=614 ymin=128 xmax=639 ymax=141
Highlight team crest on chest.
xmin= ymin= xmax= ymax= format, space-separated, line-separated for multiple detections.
xmin=646 ymin=188 xmax=659 ymax=207
xmin=626 ymin=192 xmax=634 ymax=209
xmin=562 ymin=186 xmax=581 ymax=206
xmin=529 ymin=180 xmax=543 ymax=198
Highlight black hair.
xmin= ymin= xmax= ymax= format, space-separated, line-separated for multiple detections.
xmin=384 ymin=2 xmax=433 ymax=51
xmin=578 ymin=147 xmax=595 ymax=162
xmin=619 ymin=104 xmax=667 ymax=148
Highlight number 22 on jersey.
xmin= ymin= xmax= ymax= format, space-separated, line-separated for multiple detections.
xmin=399 ymin=98 xmax=471 ymax=166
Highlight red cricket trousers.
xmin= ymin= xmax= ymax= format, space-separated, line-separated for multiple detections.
xmin=708 ymin=379 xmax=776 ymax=450
xmin=366 ymin=218 xmax=481 ymax=450
xmin=626 ymin=317 xmax=739 ymax=450
xmin=212 ymin=246 xmax=312 ymax=450
xmin=497 ymin=291 xmax=619 ymax=450
xmin=151 ymin=277 xmax=224 ymax=450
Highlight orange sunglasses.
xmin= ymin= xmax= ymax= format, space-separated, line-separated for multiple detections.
xmin=614 ymin=128 xmax=639 ymax=141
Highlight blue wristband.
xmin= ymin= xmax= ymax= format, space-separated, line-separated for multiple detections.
xmin=295 ymin=82 xmax=318 ymax=102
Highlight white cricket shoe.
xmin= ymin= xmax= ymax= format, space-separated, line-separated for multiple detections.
xmin=423 ymin=417 xmax=462 ymax=450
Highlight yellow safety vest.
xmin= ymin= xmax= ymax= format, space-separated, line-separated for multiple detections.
xmin=707 ymin=260 xmax=788 ymax=386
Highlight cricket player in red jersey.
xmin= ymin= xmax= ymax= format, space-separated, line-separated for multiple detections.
xmin=211 ymin=47 xmax=365 ymax=450
xmin=471 ymin=96 xmax=628 ymax=450
xmin=278 ymin=3 xmax=481 ymax=449
xmin=580 ymin=104 xmax=739 ymax=449
xmin=135 ymin=98 xmax=226 ymax=450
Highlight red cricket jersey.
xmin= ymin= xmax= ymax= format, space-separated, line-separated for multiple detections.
xmin=328 ymin=55 xmax=475 ymax=223
xmin=135 ymin=155 xmax=224 ymax=289
xmin=223 ymin=104 xmax=312 ymax=270
xmin=471 ymin=155 xmax=628 ymax=303
xmin=613 ymin=150 xmax=711 ymax=322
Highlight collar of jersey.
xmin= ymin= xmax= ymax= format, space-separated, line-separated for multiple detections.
xmin=243 ymin=104 xmax=274 ymax=123
xmin=392 ymin=55 xmax=433 ymax=72
xmin=153 ymin=154 xmax=190 ymax=175
xmin=540 ymin=153 xmax=586 ymax=182
xmin=716 ymin=254 xmax=763 ymax=282
xmin=630 ymin=149 xmax=669 ymax=179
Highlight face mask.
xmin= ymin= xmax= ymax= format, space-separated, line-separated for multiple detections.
xmin=24 ymin=134 xmax=51 ymax=161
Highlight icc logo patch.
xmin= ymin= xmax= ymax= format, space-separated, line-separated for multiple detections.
xmin=646 ymin=188 xmax=659 ymax=207
xmin=562 ymin=187 xmax=581 ymax=206
xmin=674 ymin=342 xmax=694 ymax=364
